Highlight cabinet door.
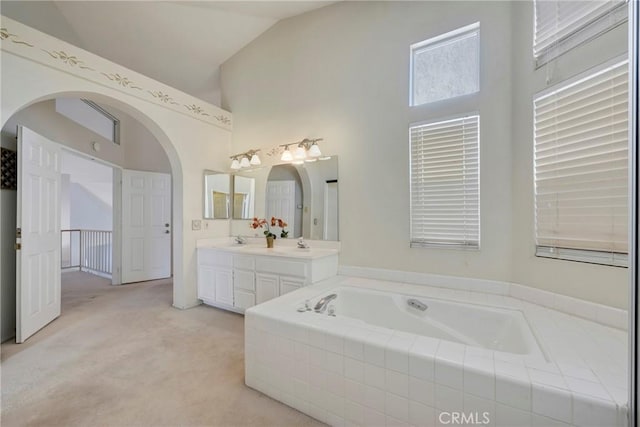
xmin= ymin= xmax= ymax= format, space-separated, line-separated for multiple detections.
xmin=256 ymin=273 xmax=279 ymax=304
xmin=197 ymin=265 xmax=216 ymax=302
xmin=214 ymin=269 xmax=234 ymax=306
xmin=280 ymin=276 xmax=305 ymax=296
xmin=235 ymin=290 xmax=256 ymax=311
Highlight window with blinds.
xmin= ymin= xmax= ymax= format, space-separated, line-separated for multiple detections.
xmin=533 ymin=60 xmax=628 ymax=267
xmin=534 ymin=0 xmax=628 ymax=66
xmin=410 ymin=115 xmax=480 ymax=249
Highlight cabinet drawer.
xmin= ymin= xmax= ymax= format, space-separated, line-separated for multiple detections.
xmin=234 ymin=269 xmax=255 ymax=292
xmin=233 ymin=254 xmax=255 ymax=270
xmin=255 ymin=257 xmax=307 ymax=278
xmin=198 ymin=249 xmax=233 ymax=268
xmin=235 ymin=290 xmax=256 ymax=311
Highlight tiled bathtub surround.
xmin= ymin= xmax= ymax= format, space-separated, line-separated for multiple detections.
xmin=245 ymin=276 xmax=628 ymax=427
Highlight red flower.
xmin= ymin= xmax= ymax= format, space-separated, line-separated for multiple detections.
xmin=271 ymin=217 xmax=276 ymax=227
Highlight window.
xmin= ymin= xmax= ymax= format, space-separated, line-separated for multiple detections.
xmin=533 ymin=59 xmax=628 ymax=266
xmin=534 ymin=0 xmax=627 ymax=66
xmin=55 ymin=98 xmax=120 ymax=144
xmin=410 ymin=23 xmax=479 ymax=106
xmin=410 ymin=115 xmax=480 ymax=249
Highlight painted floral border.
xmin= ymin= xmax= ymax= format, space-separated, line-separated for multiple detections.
xmin=1 ymin=26 xmax=232 ymax=128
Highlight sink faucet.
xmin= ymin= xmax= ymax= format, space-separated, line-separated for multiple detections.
xmin=297 ymin=237 xmax=309 ymax=249
xmin=314 ymin=293 xmax=337 ymax=313
xmin=234 ymin=235 xmax=247 ymax=245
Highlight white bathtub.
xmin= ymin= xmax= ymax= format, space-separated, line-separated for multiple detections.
xmin=245 ymin=276 xmax=627 ymax=427
xmin=326 ymin=286 xmax=545 ymax=358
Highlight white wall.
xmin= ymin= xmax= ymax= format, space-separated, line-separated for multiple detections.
xmin=221 ymin=1 xmax=629 ymax=308
xmin=222 ymin=1 xmax=514 ymax=286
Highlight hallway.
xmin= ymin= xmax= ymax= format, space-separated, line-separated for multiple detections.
xmin=1 ymin=272 xmax=322 ymax=426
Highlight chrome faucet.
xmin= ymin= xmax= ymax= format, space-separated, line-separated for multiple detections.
xmin=297 ymin=237 xmax=310 ymax=249
xmin=314 ymin=293 xmax=337 ymax=313
xmin=234 ymin=235 xmax=247 ymax=245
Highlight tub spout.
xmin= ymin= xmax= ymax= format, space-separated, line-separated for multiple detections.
xmin=314 ymin=293 xmax=337 ymax=313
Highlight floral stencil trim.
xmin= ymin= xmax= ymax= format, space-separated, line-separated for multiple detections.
xmin=43 ymin=50 xmax=94 ymax=70
xmin=102 ymin=73 xmax=142 ymax=90
xmin=214 ymin=115 xmax=232 ymax=125
xmin=185 ymin=104 xmax=210 ymax=116
xmin=0 ymin=28 xmax=33 ymax=47
xmin=149 ymin=90 xmax=179 ymax=105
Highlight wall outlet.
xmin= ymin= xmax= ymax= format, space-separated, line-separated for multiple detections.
xmin=192 ymin=219 xmax=202 ymax=231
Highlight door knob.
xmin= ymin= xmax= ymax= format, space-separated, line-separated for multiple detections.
xmin=165 ymin=223 xmax=170 ymax=227
xmin=165 ymin=230 xmax=170 ymax=234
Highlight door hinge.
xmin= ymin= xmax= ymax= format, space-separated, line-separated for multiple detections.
xmin=16 ymin=228 xmax=21 ymax=238
xmin=15 ymin=243 xmax=21 ymax=250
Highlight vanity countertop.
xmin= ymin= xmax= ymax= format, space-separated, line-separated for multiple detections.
xmin=196 ymin=238 xmax=340 ymax=260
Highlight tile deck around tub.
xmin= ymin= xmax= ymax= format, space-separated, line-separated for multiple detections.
xmin=244 ymin=275 xmax=628 ymax=427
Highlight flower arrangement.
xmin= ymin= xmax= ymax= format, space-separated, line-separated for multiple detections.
xmin=250 ymin=217 xmax=289 ymax=239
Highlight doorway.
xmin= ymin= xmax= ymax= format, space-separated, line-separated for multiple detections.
xmin=1 ymin=96 xmax=175 ymax=343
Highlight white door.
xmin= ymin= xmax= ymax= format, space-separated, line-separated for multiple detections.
xmin=122 ymin=170 xmax=171 ymax=283
xmin=324 ymin=181 xmax=339 ymax=240
xmin=16 ymin=127 xmax=62 ymax=343
xmin=266 ymin=181 xmax=296 ymax=235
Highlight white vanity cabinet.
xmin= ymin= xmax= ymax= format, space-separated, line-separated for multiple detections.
xmin=197 ymin=246 xmax=338 ymax=313
xmin=197 ymin=249 xmax=234 ymax=309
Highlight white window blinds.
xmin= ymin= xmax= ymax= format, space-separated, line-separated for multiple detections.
xmin=534 ymin=60 xmax=628 ymax=266
xmin=410 ymin=115 xmax=480 ymax=249
xmin=534 ymin=0 xmax=628 ymax=66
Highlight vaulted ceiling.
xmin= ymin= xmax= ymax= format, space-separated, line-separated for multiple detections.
xmin=1 ymin=1 xmax=334 ymax=106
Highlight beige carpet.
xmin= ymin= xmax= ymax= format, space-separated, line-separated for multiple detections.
xmin=1 ymin=271 xmax=324 ymax=427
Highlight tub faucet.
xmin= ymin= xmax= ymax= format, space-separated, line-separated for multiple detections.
xmin=234 ymin=235 xmax=247 ymax=245
xmin=314 ymin=293 xmax=337 ymax=313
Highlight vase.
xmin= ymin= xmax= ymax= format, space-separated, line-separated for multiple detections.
xmin=266 ymin=235 xmax=274 ymax=248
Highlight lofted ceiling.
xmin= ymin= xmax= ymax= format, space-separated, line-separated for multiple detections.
xmin=0 ymin=1 xmax=334 ymax=106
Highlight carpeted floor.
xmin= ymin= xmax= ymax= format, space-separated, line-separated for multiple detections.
xmin=1 ymin=271 xmax=324 ymax=427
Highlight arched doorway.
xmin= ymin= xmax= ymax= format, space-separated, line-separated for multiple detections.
xmin=1 ymin=92 xmax=183 ymax=342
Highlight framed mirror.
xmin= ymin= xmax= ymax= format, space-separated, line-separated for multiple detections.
xmin=231 ymin=156 xmax=339 ymax=240
xmin=232 ymin=174 xmax=256 ymax=219
xmin=203 ymin=170 xmax=231 ymax=219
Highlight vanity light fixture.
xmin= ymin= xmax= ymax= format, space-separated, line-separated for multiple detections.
xmin=230 ymin=149 xmax=261 ymax=170
xmin=281 ymin=147 xmax=293 ymax=162
xmin=279 ymin=138 xmax=324 ymax=163
xmin=250 ymin=152 xmax=261 ymax=165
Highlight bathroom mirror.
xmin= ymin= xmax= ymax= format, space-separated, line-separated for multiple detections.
xmin=265 ymin=157 xmax=338 ymax=240
xmin=232 ymin=174 xmax=256 ymax=219
xmin=203 ymin=170 xmax=231 ymax=219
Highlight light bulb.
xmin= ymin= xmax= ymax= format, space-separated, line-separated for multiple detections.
xmin=294 ymin=145 xmax=307 ymax=159
xmin=281 ymin=148 xmax=293 ymax=162
xmin=240 ymin=156 xmax=250 ymax=168
xmin=308 ymin=142 xmax=322 ymax=158
xmin=250 ymin=153 xmax=261 ymax=165
xmin=230 ymin=158 xmax=241 ymax=170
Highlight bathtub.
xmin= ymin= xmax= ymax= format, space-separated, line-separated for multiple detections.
xmin=244 ymin=276 xmax=627 ymax=427
xmin=328 ymin=286 xmax=545 ymax=359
